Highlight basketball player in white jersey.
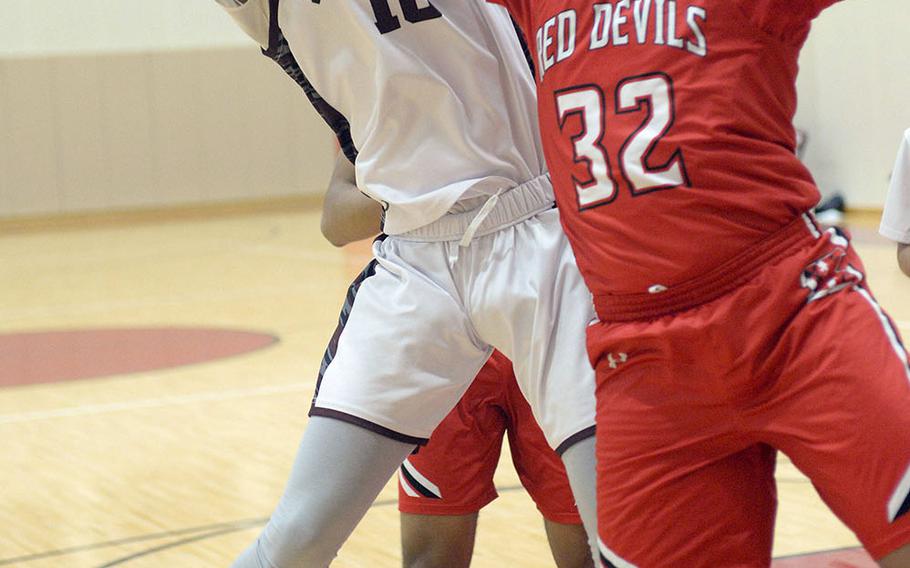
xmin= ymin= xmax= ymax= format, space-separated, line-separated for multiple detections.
xmin=880 ymin=128 xmax=910 ymax=277
xmin=214 ymin=1 xmax=599 ymax=566
xmin=322 ymin=155 xmax=592 ymax=568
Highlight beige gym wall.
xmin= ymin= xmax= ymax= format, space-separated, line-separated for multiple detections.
xmin=0 ymin=0 xmax=907 ymax=218
xmin=0 ymin=0 xmax=334 ymax=219
xmin=794 ymin=0 xmax=910 ymax=208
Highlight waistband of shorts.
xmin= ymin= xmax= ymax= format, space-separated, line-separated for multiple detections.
xmin=396 ymin=174 xmax=555 ymax=242
xmin=593 ymin=213 xmax=822 ymax=322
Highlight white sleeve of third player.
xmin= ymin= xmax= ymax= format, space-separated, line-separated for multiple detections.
xmin=217 ymin=0 xmax=270 ymax=49
xmin=880 ymin=128 xmax=910 ymax=244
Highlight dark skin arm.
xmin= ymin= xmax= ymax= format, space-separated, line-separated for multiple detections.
xmin=899 ymin=243 xmax=910 ymax=278
xmin=320 ymin=153 xmax=383 ymax=247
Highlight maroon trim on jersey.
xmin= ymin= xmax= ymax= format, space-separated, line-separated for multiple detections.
xmin=314 ymin=257 xmax=380 ymax=404
xmin=594 ymin=214 xmax=821 ymax=323
xmin=555 ymin=425 xmax=596 ymax=456
xmin=263 ymin=0 xmax=358 ymax=163
xmin=399 ymin=463 xmax=442 ymax=499
xmin=309 ymin=407 xmax=429 ymax=446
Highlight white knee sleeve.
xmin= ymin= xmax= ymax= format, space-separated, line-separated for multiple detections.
xmin=231 ymin=416 xmax=417 ymax=568
xmin=560 ymin=435 xmax=598 ymax=566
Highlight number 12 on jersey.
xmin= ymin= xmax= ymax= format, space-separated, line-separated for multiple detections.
xmin=555 ymin=73 xmax=689 ymax=210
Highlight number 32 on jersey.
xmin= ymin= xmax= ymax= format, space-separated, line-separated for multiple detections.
xmin=555 ymin=72 xmax=689 ymax=210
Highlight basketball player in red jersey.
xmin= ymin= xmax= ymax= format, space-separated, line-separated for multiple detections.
xmin=487 ymin=1 xmax=910 ymax=566
xmin=396 ymin=352 xmax=591 ymax=568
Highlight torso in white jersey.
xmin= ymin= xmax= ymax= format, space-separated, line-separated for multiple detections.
xmin=224 ymin=0 xmax=547 ymax=235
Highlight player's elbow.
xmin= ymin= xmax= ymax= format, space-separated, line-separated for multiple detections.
xmin=320 ymin=216 xmax=349 ymax=248
xmin=898 ymin=243 xmax=910 ymax=278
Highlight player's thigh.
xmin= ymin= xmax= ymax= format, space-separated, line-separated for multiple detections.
xmin=315 ymin=254 xmax=490 ymax=441
xmin=594 ymin=355 xmax=777 ymax=567
xmin=765 ymin=283 xmax=910 ymax=560
xmin=472 ymin=208 xmax=596 ymax=451
xmin=598 ymin=442 xmax=777 ymax=568
xmin=398 ymin=353 xmax=508 ymax=514
xmin=503 ymin=369 xmax=582 ymax=525
xmin=400 ymin=512 xmax=478 ymax=568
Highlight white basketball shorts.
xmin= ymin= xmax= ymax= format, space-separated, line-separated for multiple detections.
xmin=312 ymin=174 xmax=596 ymax=452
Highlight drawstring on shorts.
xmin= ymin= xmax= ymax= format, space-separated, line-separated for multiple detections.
xmin=459 ymin=189 xmax=504 ymax=247
xmin=396 ymin=174 xmax=555 ymax=245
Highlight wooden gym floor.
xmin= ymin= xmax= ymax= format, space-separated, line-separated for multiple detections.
xmin=1 ymin=204 xmax=907 ymax=567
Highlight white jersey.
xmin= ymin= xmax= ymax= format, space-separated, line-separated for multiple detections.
xmin=881 ymin=129 xmax=910 ymax=244
xmin=220 ymin=0 xmax=547 ymax=235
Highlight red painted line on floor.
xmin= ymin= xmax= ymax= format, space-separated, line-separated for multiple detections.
xmin=0 ymin=328 xmax=278 ymax=387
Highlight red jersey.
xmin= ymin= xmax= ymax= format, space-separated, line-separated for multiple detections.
xmin=490 ymin=0 xmax=838 ymax=307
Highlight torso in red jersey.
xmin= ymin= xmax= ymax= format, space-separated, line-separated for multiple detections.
xmin=491 ymin=0 xmax=838 ymax=305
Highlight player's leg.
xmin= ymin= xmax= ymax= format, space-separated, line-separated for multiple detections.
xmin=596 ymin=442 xmax=777 ymax=568
xmin=588 ymin=315 xmax=779 ymax=566
xmin=596 ymin=388 xmax=778 ymax=566
xmin=397 ymin=352 xmax=508 ymax=568
xmin=501 ymin=359 xmax=594 ymax=568
xmin=757 ymin=237 xmax=910 ymax=563
xmin=232 ymin=245 xmax=491 ymax=567
xmin=878 ymin=545 xmax=910 ymax=568
xmin=558 ymin=436 xmax=597 ymax=565
xmin=232 ymin=417 xmax=416 ymax=568
xmin=543 ymin=519 xmax=594 ymax=568
xmin=400 ymin=513 xmax=478 ymax=568
xmin=470 ymin=205 xmax=599 ymax=554
xmin=882 ymin=547 xmax=910 ymax=568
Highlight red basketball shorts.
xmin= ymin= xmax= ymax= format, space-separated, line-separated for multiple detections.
xmin=588 ymin=224 xmax=910 ymax=566
xmin=398 ymin=350 xmax=582 ymax=524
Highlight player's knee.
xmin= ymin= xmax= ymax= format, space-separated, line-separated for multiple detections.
xmin=401 ymin=543 xmax=435 ymax=568
xmin=544 ymin=520 xmax=595 ymax=568
xmin=257 ymin=507 xmax=340 ymax=568
xmin=400 ymin=535 xmax=431 ymax=568
xmin=402 ymin=543 xmax=471 ymax=568
xmin=400 ymin=513 xmax=476 ymax=568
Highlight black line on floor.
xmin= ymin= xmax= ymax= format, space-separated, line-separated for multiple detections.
xmin=94 ymin=524 xmax=264 ymax=568
xmin=1 ymin=487 xmax=530 ymax=567
xmin=0 ymin=517 xmax=267 ymax=566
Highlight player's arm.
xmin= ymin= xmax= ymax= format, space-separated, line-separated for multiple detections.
xmin=215 ymin=0 xmax=270 ymax=49
xmin=213 ymin=0 xmax=378 ymax=246
xmin=321 ymin=154 xmax=383 ymax=247
xmin=880 ymin=129 xmax=910 ymax=278
xmin=898 ymin=244 xmax=910 ymax=278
